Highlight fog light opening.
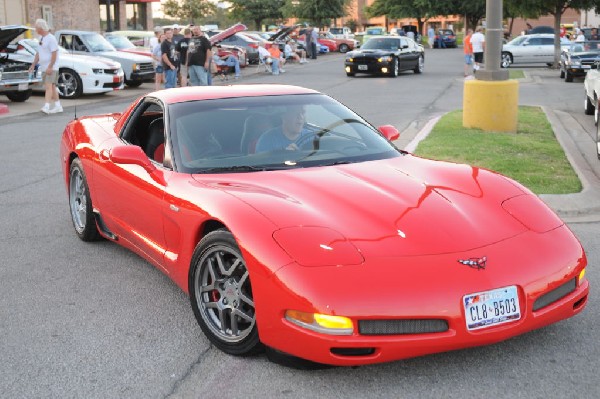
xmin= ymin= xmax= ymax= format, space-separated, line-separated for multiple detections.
xmin=381 ymin=67 xmax=388 ymax=73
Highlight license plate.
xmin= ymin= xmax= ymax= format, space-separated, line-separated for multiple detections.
xmin=463 ymin=286 xmax=521 ymax=330
xmin=18 ymin=83 xmax=28 ymax=91
xmin=582 ymin=65 xmax=591 ymax=69
xmin=358 ymin=64 xmax=368 ymax=71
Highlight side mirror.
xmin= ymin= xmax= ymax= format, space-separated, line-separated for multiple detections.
xmin=110 ymin=145 xmax=156 ymax=173
xmin=378 ymin=125 xmax=400 ymax=141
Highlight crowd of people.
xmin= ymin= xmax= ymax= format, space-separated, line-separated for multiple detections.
xmin=149 ymin=24 xmax=316 ymax=86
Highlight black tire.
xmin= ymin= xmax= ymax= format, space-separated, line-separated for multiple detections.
xmin=414 ymin=55 xmax=424 ymax=74
xmin=125 ymin=80 xmax=143 ymax=88
xmin=565 ymin=70 xmax=573 ymax=82
xmin=69 ymin=158 xmax=101 ymax=241
xmin=5 ymin=90 xmax=31 ymax=102
xmin=585 ymin=92 xmax=595 ymax=115
xmin=390 ymin=58 xmax=398 ymax=77
xmin=346 ymin=72 xmax=355 ymax=77
xmin=560 ymin=68 xmax=565 ymax=79
xmin=339 ymin=43 xmax=349 ymax=53
xmin=58 ymin=68 xmax=83 ymax=99
xmin=265 ymin=346 xmax=333 ymax=370
xmin=189 ymin=229 xmax=262 ymax=356
xmin=500 ymin=53 xmax=512 ymax=68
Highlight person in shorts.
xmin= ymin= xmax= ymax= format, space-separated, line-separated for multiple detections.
xmin=463 ymin=29 xmax=473 ymax=77
xmin=152 ymin=33 xmax=165 ymax=90
xmin=29 ymin=18 xmax=62 ymax=114
xmin=470 ymin=27 xmax=485 ymax=71
xmin=176 ymin=28 xmax=192 ymax=87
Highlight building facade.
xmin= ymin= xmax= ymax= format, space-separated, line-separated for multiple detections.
xmin=1 ymin=0 xmax=157 ymax=32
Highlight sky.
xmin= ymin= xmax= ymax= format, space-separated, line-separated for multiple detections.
xmin=152 ymin=0 xmax=229 ymax=18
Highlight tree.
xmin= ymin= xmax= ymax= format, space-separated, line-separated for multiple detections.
xmin=162 ymin=0 xmax=217 ymax=25
xmin=283 ymin=0 xmax=351 ymax=28
xmin=228 ymin=0 xmax=286 ymax=30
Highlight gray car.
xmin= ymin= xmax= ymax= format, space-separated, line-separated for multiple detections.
xmin=501 ymin=34 xmax=571 ymax=68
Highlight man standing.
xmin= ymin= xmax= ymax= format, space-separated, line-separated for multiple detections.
xmin=470 ymin=27 xmax=485 ymax=72
xmin=310 ymin=27 xmax=318 ymax=59
xmin=304 ymin=27 xmax=313 ymax=59
xmin=463 ymin=29 xmax=474 ymax=77
xmin=161 ymin=28 xmax=179 ymax=89
xmin=30 ymin=18 xmax=62 ymax=114
xmin=176 ymin=28 xmax=192 ymax=87
xmin=427 ymin=25 xmax=435 ymax=49
xmin=187 ymin=25 xmax=211 ymax=86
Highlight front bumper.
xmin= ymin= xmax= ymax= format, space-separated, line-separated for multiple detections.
xmin=129 ymin=70 xmax=155 ymax=82
xmin=253 ymin=225 xmax=589 ymax=366
xmin=345 ymin=60 xmax=393 ymax=75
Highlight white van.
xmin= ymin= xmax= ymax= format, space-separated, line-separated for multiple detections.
xmin=329 ymin=27 xmax=354 ymax=39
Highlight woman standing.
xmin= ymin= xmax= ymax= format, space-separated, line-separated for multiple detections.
xmin=152 ymin=33 xmax=165 ymax=90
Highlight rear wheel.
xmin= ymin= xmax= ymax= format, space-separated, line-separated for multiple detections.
xmin=585 ymin=91 xmax=595 ymax=115
xmin=339 ymin=43 xmax=349 ymax=53
xmin=189 ymin=229 xmax=262 ymax=356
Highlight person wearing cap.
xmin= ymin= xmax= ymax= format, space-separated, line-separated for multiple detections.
xmin=187 ymin=25 xmax=212 ymax=86
xmin=172 ymin=24 xmax=184 ymax=45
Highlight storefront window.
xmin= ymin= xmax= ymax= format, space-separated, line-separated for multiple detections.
xmin=99 ymin=1 xmax=120 ymax=32
xmin=127 ymin=3 xmax=147 ymax=30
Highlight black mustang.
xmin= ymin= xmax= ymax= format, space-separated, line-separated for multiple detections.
xmin=344 ymin=36 xmax=424 ymax=77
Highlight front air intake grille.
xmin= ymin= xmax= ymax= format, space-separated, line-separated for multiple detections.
xmin=533 ymin=278 xmax=577 ymax=311
xmin=358 ymin=319 xmax=449 ymax=336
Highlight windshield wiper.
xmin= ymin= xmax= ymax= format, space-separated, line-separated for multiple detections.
xmin=196 ymin=165 xmax=266 ymax=173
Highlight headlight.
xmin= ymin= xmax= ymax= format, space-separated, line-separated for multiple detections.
xmin=378 ymin=56 xmax=392 ymax=62
xmin=569 ymin=59 xmax=581 ymax=66
xmin=285 ymin=310 xmax=354 ymax=335
xmin=132 ymin=63 xmax=139 ymax=71
xmin=92 ymin=68 xmax=103 ymax=74
xmin=272 ymin=226 xmax=364 ymax=266
xmin=346 ymin=57 xmax=353 ymax=62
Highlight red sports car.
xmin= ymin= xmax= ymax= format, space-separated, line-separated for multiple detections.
xmin=60 ymin=85 xmax=589 ymax=367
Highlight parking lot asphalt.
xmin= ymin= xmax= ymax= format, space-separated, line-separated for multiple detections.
xmin=3 ymin=65 xmax=599 ymax=223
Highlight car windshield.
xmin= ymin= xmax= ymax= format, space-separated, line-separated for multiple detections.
xmin=105 ymin=35 xmax=136 ymax=50
xmin=366 ymin=28 xmax=384 ymax=35
xmin=361 ymin=38 xmax=400 ymax=50
xmin=167 ymin=94 xmax=401 ymax=174
xmin=569 ymin=41 xmax=600 ymax=52
xmin=82 ymin=33 xmax=116 ymax=51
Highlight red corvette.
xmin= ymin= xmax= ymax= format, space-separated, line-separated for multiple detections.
xmin=60 ymin=85 xmax=589 ymax=367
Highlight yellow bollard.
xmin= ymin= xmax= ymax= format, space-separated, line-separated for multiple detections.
xmin=463 ymin=79 xmax=519 ymax=133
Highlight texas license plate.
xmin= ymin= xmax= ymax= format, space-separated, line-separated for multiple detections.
xmin=463 ymin=286 xmax=521 ymax=330
xmin=358 ymin=64 xmax=368 ymax=71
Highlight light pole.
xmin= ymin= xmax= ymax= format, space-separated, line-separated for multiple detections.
xmin=463 ymin=0 xmax=519 ymax=133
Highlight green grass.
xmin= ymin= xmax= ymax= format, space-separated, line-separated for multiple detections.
xmin=413 ymin=106 xmax=581 ymax=194
xmin=509 ymin=70 xmax=525 ymax=79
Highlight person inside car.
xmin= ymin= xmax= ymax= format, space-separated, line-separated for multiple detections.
xmin=255 ymin=105 xmax=312 ymax=152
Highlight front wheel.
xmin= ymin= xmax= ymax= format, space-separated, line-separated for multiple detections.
xmin=585 ymin=92 xmax=595 ymax=115
xmin=560 ymin=68 xmax=565 ymax=79
xmin=500 ymin=52 xmax=512 ymax=68
xmin=69 ymin=158 xmax=101 ymax=241
xmin=125 ymin=79 xmax=143 ymax=88
xmin=339 ymin=43 xmax=349 ymax=53
xmin=5 ymin=90 xmax=31 ymax=102
xmin=389 ymin=58 xmax=398 ymax=77
xmin=414 ymin=55 xmax=424 ymax=74
xmin=189 ymin=229 xmax=262 ymax=356
xmin=58 ymin=68 xmax=83 ymax=99
xmin=565 ymin=70 xmax=574 ymax=82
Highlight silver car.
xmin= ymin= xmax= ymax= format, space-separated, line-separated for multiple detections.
xmin=501 ymin=34 xmax=571 ymax=68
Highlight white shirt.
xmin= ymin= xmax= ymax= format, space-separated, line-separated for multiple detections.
xmin=258 ymin=46 xmax=270 ymax=60
xmin=471 ymin=32 xmax=485 ymax=53
xmin=38 ymin=32 xmax=59 ymax=70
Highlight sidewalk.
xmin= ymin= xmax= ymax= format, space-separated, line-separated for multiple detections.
xmin=405 ymin=108 xmax=600 ymax=223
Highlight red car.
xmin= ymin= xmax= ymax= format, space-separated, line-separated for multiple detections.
xmin=60 ymin=85 xmax=589 ymax=367
xmin=210 ymin=23 xmax=248 ymax=67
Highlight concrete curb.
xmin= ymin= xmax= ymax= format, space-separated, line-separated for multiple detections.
xmin=404 ymin=108 xmax=600 ymax=223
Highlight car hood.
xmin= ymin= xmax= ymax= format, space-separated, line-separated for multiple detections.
xmin=349 ymin=49 xmax=393 ymax=57
xmin=93 ymin=50 xmax=153 ymax=62
xmin=210 ymin=23 xmax=247 ymax=45
xmin=0 ymin=25 xmax=29 ymax=50
xmin=194 ymin=157 xmax=534 ymax=257
xmin=269 ymin=25 xmax=300 ymax=42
